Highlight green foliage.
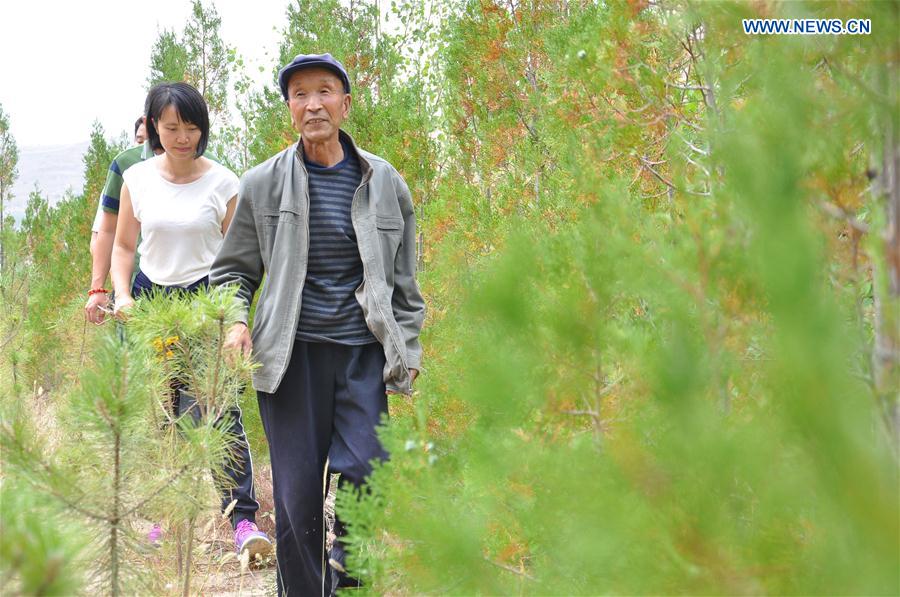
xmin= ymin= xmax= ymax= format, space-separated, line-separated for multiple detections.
xmin=14 ymin=123 xmax=122 ymax=389
xmin=2 ymin=326 xmax=167 ymax=594
xmin=1 ymin=286 xmax=253 ymax=594
xmin=210 ymin=59 xmax=255 ymax=173
xmin=244 ymin=0 xmax=439 ymax=187
xmin=2 ymin=0 xmax=898 ymax=594
xmin=0 ymin=482 xmax=84 ymax=596
xmin=148 ymin=0 xmax=234 ymax=117
xmin=346 ymin=203 xmax=897 ymax=593
xmin=124 ymin=284 xmax=255 ymax=426
xmin=149 ymin=29 xmax=189 ymax=88
xmin=337 ymin=0 xmax=900 ymax=594
xmin=82 ymin=120 xmax=120 ymax=203
xmin=181 ymin=0 xmax=233 ymax=118
xmin=0 ymin=103 xmax=17 ymax=198
xmin=0 ymin=102 xmax=18 ymax=279
xmin=148 ymin=0 xmax=247 ymax=172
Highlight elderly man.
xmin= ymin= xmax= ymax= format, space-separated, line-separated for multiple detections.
xmin=210 ymin=53 xmax=425 ymax=595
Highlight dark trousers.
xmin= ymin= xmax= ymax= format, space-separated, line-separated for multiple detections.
xmin=175 ymin=389 xmax=260 ymax=526
xmin=258 ymin=340 xmax=388 ymax=597
xmin=133 ymin=270 xmax=259 ymax=527
xmin=132 ymin=270 xmax=210 ymax=297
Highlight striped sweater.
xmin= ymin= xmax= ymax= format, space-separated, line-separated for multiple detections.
xmin=296 ymin=142 xmax=376 ymax=345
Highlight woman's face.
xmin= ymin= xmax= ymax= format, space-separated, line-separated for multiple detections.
xmin=154 ymin=104 xmax=201 ymax=158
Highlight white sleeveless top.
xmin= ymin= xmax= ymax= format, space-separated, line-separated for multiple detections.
xmin=123 ymin=155 xmax=239 ymax=287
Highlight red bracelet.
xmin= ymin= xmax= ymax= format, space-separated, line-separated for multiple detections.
xmin=87 ymin=288 xmax=109 ymax=296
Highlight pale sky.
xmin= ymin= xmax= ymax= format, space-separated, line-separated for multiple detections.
xmin=0 ymin=0 xmax=291 ymax=147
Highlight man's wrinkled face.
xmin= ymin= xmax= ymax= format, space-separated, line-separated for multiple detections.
xmin=286 ymin=67 xmax=351 ymax=144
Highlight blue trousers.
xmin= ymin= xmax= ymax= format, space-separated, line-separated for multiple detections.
xmin=257 ymin=340 xmax=388 ymax=597
xmin=133 ymin=270 xmax=260 ymax=527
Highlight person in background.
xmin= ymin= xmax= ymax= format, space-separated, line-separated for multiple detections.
xmin=133 ymin=116 xmax=147 ymax=145
xmin=210 ymin=53 xmax=425 ymax=596
xmin=85 ymin=115 xmax=153 ymax=323
xmin=110 ymin=82 xmax=272 ymax=559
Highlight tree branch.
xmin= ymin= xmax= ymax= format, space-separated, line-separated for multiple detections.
xmin=639 ymin=155 xmax=710 ymax=196
xmin=819 ymin=201 xmax=870 ymax=234
xmin=483 ymin=557 xmax=535 ymax=581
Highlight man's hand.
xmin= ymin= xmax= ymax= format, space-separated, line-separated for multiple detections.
xmin=84 ymin=292 xmax=111 ymax=324
xmin=387 ymin=368 xmax=418 ymax=396
xmin=224 ymin=323 xmax=253 ymax=364
xmin=113 ymin=294 xmax=135 ymax=320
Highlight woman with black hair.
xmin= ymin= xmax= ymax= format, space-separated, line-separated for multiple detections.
xmin=110 ymin=81 xmax=272 ymax=558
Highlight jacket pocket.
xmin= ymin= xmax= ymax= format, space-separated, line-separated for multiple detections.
xmin=260 ymin=212 xmax=278 ymax=258
xmin=376 ymin=215 xmax=403 ymax=232
xmin=375 ymin=216 xmax=403 ymax=287
xmin=261 ymin=211 xmax=301 ymax=258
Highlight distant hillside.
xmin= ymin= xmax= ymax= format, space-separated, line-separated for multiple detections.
xmin=8 ymin=142 xmax=90 ymax=222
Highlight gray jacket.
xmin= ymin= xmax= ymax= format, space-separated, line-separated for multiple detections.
xmin=210 ymin=132 xmax=425 ymax=394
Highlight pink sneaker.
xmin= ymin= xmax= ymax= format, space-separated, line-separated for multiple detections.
xmin=234 ymin=519 xmax=273 ymax=558
xmin=148 ymin=523 xmax=163 ymax=546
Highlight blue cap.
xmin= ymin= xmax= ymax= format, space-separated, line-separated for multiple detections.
xmin=278 ymin=53 xmax=351 ymax=99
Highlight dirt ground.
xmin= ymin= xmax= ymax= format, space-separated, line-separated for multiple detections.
xmin=138 ymin=465 xmax=339 ymax=596
xmin=194 ymin=555 xmax=277 ymax=597
xmin=18 ymin=393 xmax=341 ymax=596
xmin=136 ymin=462 xmax=280 ymax=596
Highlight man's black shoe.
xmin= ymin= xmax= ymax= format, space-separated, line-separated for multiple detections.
xmin=328 ymin=542 xmax=363 ymax=592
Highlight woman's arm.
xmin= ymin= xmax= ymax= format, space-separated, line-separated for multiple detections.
xmin=84 ymin=210 xmax=119 ymax=323
xmin=110 ymin=184 xmax=140 ymax=314
xmin=221 ymin=194 xmax=237 ymax=235
xmin=210 ymin=177 xmax=263 ymax=327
